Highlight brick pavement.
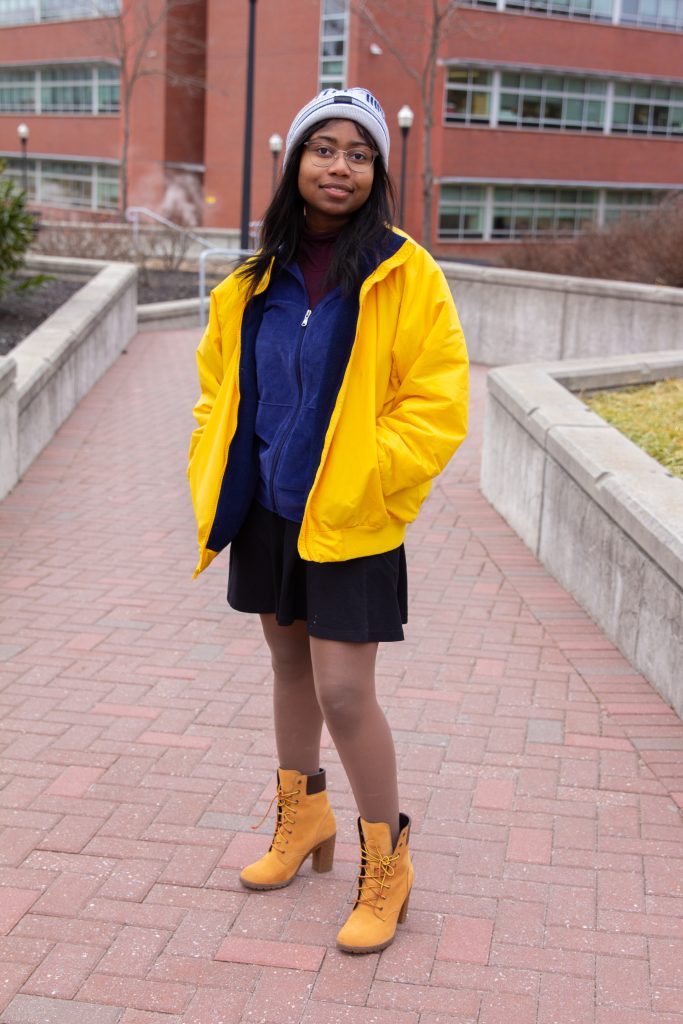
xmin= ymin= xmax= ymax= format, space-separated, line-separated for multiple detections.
xmin=0 ymin=327 xmax=682 ymax=1024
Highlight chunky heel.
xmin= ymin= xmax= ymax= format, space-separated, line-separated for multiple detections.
xmin=398 ymin=888 xmax=410 ymax=924
xmin=312 ymin=833 xmax=336 ymax=873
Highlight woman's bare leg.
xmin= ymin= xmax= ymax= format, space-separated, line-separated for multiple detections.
xmin=310 ymin=637 xmax=400 ymax=844
xmin=259 ymin=614 xmax=323 ymax=775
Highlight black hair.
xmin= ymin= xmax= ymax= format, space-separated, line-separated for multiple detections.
xmin=238 ymin=119 xmax=397 ymax=300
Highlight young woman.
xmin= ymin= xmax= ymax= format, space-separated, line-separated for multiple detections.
xmin=188 ymin=88 xmax=468 ymax=954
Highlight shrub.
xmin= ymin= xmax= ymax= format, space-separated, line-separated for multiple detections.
xmin=497 ymin=192 xmax=683 ymax=287
xmin=0 ymin=160 xmax=47 ymax=300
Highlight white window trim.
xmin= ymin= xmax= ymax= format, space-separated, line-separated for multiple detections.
xmin=437 ymin=179 xmax=678 ymax=241
xmin=453 ymin=0 xmax=683 ymax=32
xmin=443 ymin=62 xmax=683 ymax=137
xmin=0 ymin=62 xmax=120 ymax=115
xmin=318 ymin=0 xmax=349 ymax=91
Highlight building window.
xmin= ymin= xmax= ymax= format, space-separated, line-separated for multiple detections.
xmin=603 ymin=189 xmax=662 ymax=220
xmin=0 ymin=0 xmax=120 ymax=25
xmin=438 ymin=185 xmax=487 ymax=238
xmin=611 ymin=81 xmax=683 ymax=134
xmin=0 ymin=68 xmax=34 ymax=111
xmin=458 ymin=0 xmax=683 ymax=30
xmin=505 ymin=0 xmax=613 ymax=20
xmin=445 ymin=69 xmax=493 ymax=124
xmin=438 ymin=183 xmax=670 ymax=240
xmin=319 ymin=0 xmax=349 ymax=90
xmin=490 ymin=185 xmax=598 ymax=236
xmin=498 ymin=72 xmax=606 ymax=131
xmin=621 ymin=0 xmax=683 ymax=29
xmin=0 ymin=64 xmax=119 ymax=114
xmin=445 ymin=65 xmax=683 ymax=137
xmin=2 ymin=157 xmax=119 ymax=210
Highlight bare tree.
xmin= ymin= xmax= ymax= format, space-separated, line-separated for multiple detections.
xmin=354 ymin=0 xmax=461 ymax=246
xmin=90 ymin=0 xmax=205 ymax=218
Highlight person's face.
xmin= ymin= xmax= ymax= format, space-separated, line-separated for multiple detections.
xmin=298 ymin=118 xmax=376 ymax=232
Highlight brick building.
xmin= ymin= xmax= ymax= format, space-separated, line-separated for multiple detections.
xmin=1 ymin=0 xmax=681 ymax=257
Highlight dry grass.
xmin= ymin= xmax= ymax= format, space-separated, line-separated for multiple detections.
xmin=584 ymin=379 xmax=683 ymax=479
xmin=498 ymin=192 xmax=683 ymax=287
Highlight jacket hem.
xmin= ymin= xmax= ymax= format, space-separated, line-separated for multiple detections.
xmin=297 ymin=519 xmax=407 ymax=563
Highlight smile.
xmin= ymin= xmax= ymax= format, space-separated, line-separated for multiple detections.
xmin=321 ymin=184 xmax=353 ymax=195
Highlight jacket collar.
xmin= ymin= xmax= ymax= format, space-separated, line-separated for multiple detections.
xmin=246 ymin=226 xmax=414 ymax=306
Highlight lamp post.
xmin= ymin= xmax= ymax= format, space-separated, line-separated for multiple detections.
xmin=268 ymin=132 xmax=282 ymax=196
xmin=397 ymin=105 xmax=414 ymax=230
xmin=17 ymin=122 xmax=29 ymax=194
xmin=239 ymin=0 xmax=257 ymax=252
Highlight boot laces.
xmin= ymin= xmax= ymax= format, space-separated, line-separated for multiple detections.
xmin=250 ymin=783 xmax=300 ymax=854
xmin=357 ymin=840 xmax=399 ymax=908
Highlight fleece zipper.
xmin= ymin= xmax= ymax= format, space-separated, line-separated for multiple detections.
xmin=267 ymin=307 xmax=312 ymax=515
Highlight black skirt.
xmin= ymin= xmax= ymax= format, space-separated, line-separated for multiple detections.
xmin=227 ymin=502 xmax=408 ymax=642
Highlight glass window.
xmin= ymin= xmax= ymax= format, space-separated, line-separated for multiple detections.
xmin=445 ymin=68 xmax=492 ymax=124
xmin=1 ymin=157 xmax=119 ymax=210
xmin=319 ymin=0 xmax=348 ymax=90
xmin=444 ymin=65 xmax=682 ymax=137
xmin=438 ymin=185 xmax=485 ymax=239
xmin=610 ymin=81 xmax=683 ymax=136
xmin=0 ymin=64 xmax=119 ymax=114
xmin=620 ymin=0 xmax=683 ymax=27
xmin=438 ymin=183 xmax=676 ymax=242
xmin=0 ymin=0 xmax=120 ymax=24
xmin=604 ymin=189 xmax=661 ymax=222
xmin=0 ymin=68 xmax=34 ymax=111
xmin=457 ymin=0 xmax=683 ymax=29
xmin=489 ymin=70 xmax=608 ymax=131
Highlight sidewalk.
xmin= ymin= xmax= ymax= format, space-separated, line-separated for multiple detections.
xmin=0 ymin=327 xmax=682 ymax=1024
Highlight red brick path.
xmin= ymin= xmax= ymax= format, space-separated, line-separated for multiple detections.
xmin=0 ymin=329 xmax=682 ymax=1024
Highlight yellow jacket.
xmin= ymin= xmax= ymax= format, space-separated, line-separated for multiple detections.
xmin=188 ymin=229 xmax=468 ymax=577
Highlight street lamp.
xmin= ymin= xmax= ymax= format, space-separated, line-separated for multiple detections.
xmin=397 ymin=105 xmax=414 ymax=230
xmin=240 ymin=0 xmax=257 ymax=252
xmin=268 ymin=133 xmax=282 ymax=196
xmin=17 ymin=122 xmax=29 ymax=194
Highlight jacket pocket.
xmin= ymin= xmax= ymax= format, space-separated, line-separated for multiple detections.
xmin=316 ymin=440 xmax=389 ymax=531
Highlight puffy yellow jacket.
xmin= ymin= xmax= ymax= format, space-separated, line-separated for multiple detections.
xmin=188 ymin=229 xmax=468 ymax=577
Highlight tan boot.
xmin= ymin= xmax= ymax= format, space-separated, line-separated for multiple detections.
xmin=336 ymin=813 xmax=413 ymax=954
xmin=239 ymin=768 xmax=336 ymax=890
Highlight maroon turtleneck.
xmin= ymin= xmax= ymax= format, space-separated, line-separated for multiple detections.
xmin=297 ymin=224 xmax=342 ymax=308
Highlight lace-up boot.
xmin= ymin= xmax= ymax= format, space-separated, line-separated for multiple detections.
xmin=336 ymin=813 xmax=413 ymax=953
xmin=239 ymin=768 xmax=336 ymax=890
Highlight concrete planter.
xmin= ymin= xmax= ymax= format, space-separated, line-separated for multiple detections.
xmin=481 ymin=350 xmax=683 ymax=716
xmin=442 ymin=262 xmax=683 ymax=365
xmin=0 ymin=257 xmax=137 ymax=500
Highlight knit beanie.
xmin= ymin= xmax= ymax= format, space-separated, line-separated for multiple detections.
xmin=284 ymin=87 xmax=390 ymax=169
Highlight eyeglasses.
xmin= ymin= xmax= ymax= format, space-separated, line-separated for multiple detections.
xmin=303 ymin=140 xmax=377 ymax=172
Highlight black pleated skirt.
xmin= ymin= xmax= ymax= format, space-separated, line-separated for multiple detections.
xmin=227 ymin=502 xmax=408 ymax=642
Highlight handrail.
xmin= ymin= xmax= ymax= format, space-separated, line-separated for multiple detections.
xmin=125 ymin=206 xmax=216 ymax=251
xmin=198 ymin=247 xmax=253 ymax=325
xmin=124 ymin=206 xmax=259 ymax=324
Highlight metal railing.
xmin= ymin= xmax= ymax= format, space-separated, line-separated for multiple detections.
xmin=125 ymin=206 xmax=218 ymax=253
xmin=124 ymin=207 xmax=258 ymax=326
xmin=198 ymin=247 xmax=247 ymax=326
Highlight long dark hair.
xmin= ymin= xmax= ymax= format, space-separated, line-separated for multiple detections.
xmin=238 ymin=120 xmax=397 ymax=300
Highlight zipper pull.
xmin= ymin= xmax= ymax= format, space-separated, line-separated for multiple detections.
xmin=301 ymin=309 xmax=312 ymax=327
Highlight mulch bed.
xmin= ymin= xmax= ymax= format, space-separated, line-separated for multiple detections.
xmin=0 ymin=269 xmax=222 ymax=357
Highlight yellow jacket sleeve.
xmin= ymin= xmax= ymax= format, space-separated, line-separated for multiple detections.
xmin=375 ymin=253 xmax=469 ymax=497
xmin=188 ymin=288 xmax=229 ymax=468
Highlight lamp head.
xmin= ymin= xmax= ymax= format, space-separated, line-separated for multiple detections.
xmin=17 ymin=122 xmax=29 ymax=142
xmin=269 ymin=132 xmax=283 ymax=155
xmin=397 ymin=105 xmax=414 ymax=130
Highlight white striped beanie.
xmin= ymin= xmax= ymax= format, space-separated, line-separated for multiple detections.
xmin=284 ymin=87 xmax=390 ymax=169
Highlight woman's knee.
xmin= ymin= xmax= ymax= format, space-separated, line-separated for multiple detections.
xmin=260 ymin=616 xmax=312 ymax=682
xmin=315 ymin=674 xmax=373 ymax=735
